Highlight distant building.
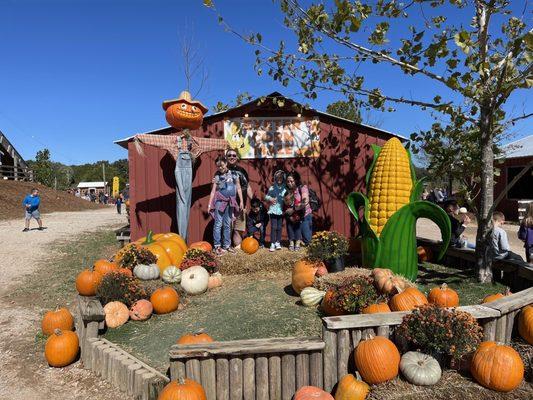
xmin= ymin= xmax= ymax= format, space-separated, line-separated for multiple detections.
xmin=77 ymin=181 xmax=108 ymax=195
xmin=495 ymin=135 xmax=533 ymax=221
xmin=0 ymin=129 xmax=32 ymax=180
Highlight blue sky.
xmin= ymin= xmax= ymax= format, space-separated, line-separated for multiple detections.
xmin=1 ymin=0 xmax=530 ymax=165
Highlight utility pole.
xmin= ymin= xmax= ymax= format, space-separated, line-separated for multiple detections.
xmin=102 ymin=162 xmax=106 ymax=190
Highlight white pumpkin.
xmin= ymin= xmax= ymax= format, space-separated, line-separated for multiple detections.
xmin=400 ymin=351 xmax=442 ymax=386
xmin=162 ymin=266 xmax=182 ymax=284
xmin=133 ymin=263 xmax=160 ymax=280
xmin=300 ymin=287 xmax=326 ymax=307
xmin=181 ymin=266 xmax=209 ymax=295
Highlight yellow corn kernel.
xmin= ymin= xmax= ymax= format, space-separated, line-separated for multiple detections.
xmin=367 ymin=138 xmax=413 ymax=236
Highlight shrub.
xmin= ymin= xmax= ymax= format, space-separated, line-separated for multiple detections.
xmin=180 ymin=248 xmax=219 ymax=274
xmin=396 ymin=304 xmax=483 ymax=360
xmin=326 ymin=276 xmax=380 ymax=314
xmin=96 ymin=272 xmax=147 ymax=306
xmin=118 ymin=244 xmax=156 ymax=270
xmin=307 ymin=231 xmax=349 ymax=261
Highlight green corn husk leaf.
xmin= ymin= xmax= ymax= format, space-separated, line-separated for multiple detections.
xmin=365 ymin=144 xmax=382 ymax=188
xmin=410 ymin=177 xmax=426 ymax=202
xmin=346 ymin=192 xmax=379 ymax=267
xmin=375 ymin=200 xmax=451 ymax=280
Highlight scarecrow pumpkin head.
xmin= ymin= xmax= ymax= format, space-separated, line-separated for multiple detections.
xmin=162 ymin=91 xmax=208 ymax=130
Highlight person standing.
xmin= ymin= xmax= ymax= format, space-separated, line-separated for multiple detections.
xmin=285 ymin=172 xmax=313 ymax=246
xmin=265 ymin=169 xmax=286 ymax=251
xmin=221 ymin=149 xmax=253 ymax=247
xmin=116 ymin=193 xmax=123 ymax=214
xmin=22 ymin=188 xmax=43 ymax=232
xmin=518 ymin=203 xmax=533 ymax=263
xmin=208 ymin=156 xmax=243 ymax=255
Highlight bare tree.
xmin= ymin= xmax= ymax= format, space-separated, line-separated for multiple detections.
xmin=179 ymin=29 xmax=209 ymax=98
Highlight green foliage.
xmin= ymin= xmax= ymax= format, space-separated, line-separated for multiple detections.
xmin=32 ymin=148 xmax=54 ymax=187
xmin=327 ymin=275 xmax=379 ymax=314
xmin=96 ymin=272 xmax=147 ymax=307
xmin=397 ymin=304 xmax=483 ymax=359
xmin=307 ymin=231 xmax=349 ymax=261
xmin=71 ymin=159 xmax=129 ymax=191
xmin=326 ymin=100 xmax=362 ymax=123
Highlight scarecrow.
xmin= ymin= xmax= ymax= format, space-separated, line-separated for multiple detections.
xmin=134 ymin=91 xmax=229 ymax=240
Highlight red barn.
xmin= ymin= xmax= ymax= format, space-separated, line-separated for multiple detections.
xmin=115 ymin=93 xmax=406 ymax=242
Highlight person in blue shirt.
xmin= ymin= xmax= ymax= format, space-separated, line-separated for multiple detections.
xmin=22 ymin=188 xmax=43 ymax=232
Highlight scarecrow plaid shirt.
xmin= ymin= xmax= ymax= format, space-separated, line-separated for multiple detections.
xmin=135 ymin=133 xmax=228 ymax=159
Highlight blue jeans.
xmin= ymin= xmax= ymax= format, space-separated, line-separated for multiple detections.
xmin=175 ymin=149 xmax=193 ymax=241
xmin=301 ymin=214 xmax=313 ymax=244
xmin=247 ymin=224 xmax=267 ymax=246
xmin=270 ymin=214 xmax=283 ymax=244
xmin=213 ymin=205 xmax=233 ymax=248
xmin=286 ymin=218 xmax=302 ymax=242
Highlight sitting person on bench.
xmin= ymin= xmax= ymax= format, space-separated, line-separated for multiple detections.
xmin=492 ymin=211 xmax=524 ymax=262
xmin=445 ymin=201 xmax=475 ymax=249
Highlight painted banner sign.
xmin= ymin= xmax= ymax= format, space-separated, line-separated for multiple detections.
xmin=223 ymin=117 xmax=320 ymax=159
xmin=112 ymin=176 xmax=120 ymax=197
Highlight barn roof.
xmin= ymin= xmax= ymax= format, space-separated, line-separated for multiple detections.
xmin=77 ymin=181 xmax=107 ymax=188
xmin=501 ymin=135 xmax=533 ymax=159
xmin=0 ymin=129 xmax=28 ymax=168
xmin=114 ymin=92 xmax=406 ymax=149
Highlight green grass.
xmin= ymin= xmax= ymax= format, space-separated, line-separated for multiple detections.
xmin=416 ymin=262 xmax=507 ymax=305
xmin=9 ymin=229 xmax=119 ymax=317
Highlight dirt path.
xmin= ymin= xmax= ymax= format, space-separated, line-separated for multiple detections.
xmin=0 ymin=208 xmax=131 ymax=399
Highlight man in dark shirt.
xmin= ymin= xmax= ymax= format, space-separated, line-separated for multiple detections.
xmin=222 ymin=149 xmax=253 ymax=247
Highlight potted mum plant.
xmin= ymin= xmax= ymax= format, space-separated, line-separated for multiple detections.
xmin=307 ymin=231 xmax=349 ymax=272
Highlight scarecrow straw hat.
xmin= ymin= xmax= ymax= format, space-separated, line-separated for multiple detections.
xmin=162 ymin=90 xmax=208 ymax=113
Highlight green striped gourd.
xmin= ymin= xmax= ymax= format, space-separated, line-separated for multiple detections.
xmin=346 ymin=138 xmax=451 ymax=280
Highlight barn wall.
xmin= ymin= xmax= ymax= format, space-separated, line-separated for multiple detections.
xmin=128 ymin=116 xmax=391 ymax=243
xmin=494 ymin=155 xmax=533 ymax=221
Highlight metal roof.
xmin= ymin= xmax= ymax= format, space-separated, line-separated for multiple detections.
xmin=501 ymin=135 xmax=533 ymax=159
xmin=114 ymin=92 xmax=406 ymax=149
xmin=77 ymin=181 xmax=107 ymax=188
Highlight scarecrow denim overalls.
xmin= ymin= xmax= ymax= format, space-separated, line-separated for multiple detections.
xmin=174 ymin=136 xmax=193 ymax=241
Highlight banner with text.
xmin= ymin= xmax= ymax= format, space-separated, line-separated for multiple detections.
xmin=223 ymin=117 xmax=320 ymax=159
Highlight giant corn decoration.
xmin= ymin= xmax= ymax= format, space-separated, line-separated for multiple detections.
xmin=347 ymin=138 xmax=451 ymax=280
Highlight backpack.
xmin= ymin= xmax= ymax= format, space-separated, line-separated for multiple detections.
xmin=299 ymin=186 xmax=321 ymax=212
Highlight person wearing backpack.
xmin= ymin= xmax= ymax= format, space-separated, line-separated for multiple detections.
xmin=285 ymin=172 xmax=314 ymax=246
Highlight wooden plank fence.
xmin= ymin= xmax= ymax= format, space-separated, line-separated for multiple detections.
xmin=169 ymin=287 xmax=533 ymax=397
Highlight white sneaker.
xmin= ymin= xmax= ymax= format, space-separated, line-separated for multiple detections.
xmin=269 ymin=244 xmax=276 ymax=252
xmin=275 ymin=242 xmax=282 ymax=250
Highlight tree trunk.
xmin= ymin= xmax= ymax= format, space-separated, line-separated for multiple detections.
xmin=476 ymin=106 xmax=494 ymax=283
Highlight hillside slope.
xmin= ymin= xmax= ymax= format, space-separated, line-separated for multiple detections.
xmin=0 ymin=180 xmax=104 ymax=220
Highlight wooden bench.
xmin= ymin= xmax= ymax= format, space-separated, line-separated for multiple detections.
xmin=417 ymin=237 xmax=533 ymax=291
xmin=115 ymin=224 xmax=130 ymax=248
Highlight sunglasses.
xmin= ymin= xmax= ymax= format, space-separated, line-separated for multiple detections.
xmin=227 ymin=154 xmax=238 ymax=158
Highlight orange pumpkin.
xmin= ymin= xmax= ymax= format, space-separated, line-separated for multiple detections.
xmin=373 ymin=268 xmax=408 ymax=294
xmin=189 ymin=241 xmax=213 ymax=252
xmin=470 ymin=341 xmax=524 ymax=392
xmin=362 ymin=302 xmax=391 ymax=314
xmin=294 ymin=386 xmax=334 ymax=400
xmin=335 ymin=374 xmax=370 ymax=400
xmin=41 ymin=308 xmax=74 ymax=336
xmin=417 ymin=246 xmax=433 ymax=262
xmin=163 ymin=91 xmax=207 ymax=131
xmin=129 ymin=299 xmax=153 ymax=321
xmin=44 ymin=329 xmax=79 ymax=368
xmin=140 ymin=231 xmax=173 ymax=272
xmin=75 ymin=269 xmax=103 ymax=296
xmin=207 ymin=272 xmax=223 ymax=289
xmin=518 ymin=305 xmax=533 ymax=345
xmin=103 ymin=301 xmax=129 ymax=328
xmin=291 ymin=260 xmax=318 ymax=294
xmin=241 ymin=237 xmax=259 ymax=254
xmin=428 ymin=283 xmax=459 ymax=307
xmin=322 ymin=290 xmax=345 ymax=316
xmin=177 ymin=332 xmax=214 ymax=345
xmin=117 ymin=268 xmax=133 ymax=277
xmin=93 ymin=259 xmax=117 ymax=275
xmin=389 ymin=287 xmax=428 ymax=311
xmin=151 ymin=286 xmax=180 ymax=314
xmin=482 ymin=287 xmax=512 ymax=304
xmin=158 ymin=377 xmax=207 ymax=400
xmin=354 ymin=332 xmax=400 ymax=384
xmin=153 ymin=232 xmax=188 ymax=253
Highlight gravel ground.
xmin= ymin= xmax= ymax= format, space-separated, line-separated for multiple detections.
xmin=0 ymin=208 xmax=131 ymax=400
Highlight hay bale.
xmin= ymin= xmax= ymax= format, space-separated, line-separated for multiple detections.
xmin=218 ymin=248 xmax=305 ymax=275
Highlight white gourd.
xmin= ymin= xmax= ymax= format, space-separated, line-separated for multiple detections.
xmin=162 ymin=266 xmax=182 ymax=284
xmin=133 ymin=263 xmax=160 ymax=280
xmin=181 ymin=266 xmax=209 ymax=295
xmin=300 ymin=287 xmax=326 ymax=307
xmin=400 ymin=351 xmax=442 ymax=386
